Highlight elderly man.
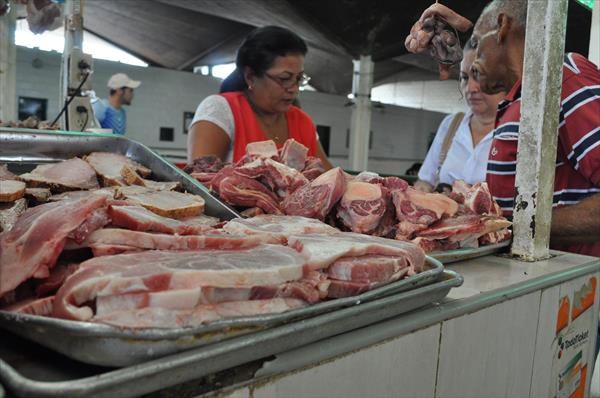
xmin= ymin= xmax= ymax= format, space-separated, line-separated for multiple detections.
xmin=467 ymin=0 xmax=600 ymax=257
xmin=408 ymin=1 xmax=600 ymax=256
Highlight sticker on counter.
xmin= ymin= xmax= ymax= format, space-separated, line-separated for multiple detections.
xmin=550 ymin=276 xmax=597 ymax=398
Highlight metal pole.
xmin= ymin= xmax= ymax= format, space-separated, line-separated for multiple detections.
xmin=348 ymin=55 xmax=374 ymax=172
xmin=0 ymin=5 xmax=16 ymax=122
xmin=59 ymin=0 xmax=84 ymax=129
xmin=589 ymin=0 xmax=599 ymax=66
xmin=511 ymin=0 xmax=569 ymax=261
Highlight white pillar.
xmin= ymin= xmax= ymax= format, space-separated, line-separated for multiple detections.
xmin=511 ymin=0 xmax=568 ymax=261
xmin=589 ymin=0 xmax=599 ymax=66
xmin=0 ymin=6 xmax=17 ymax=122
xmin=348 ymin=55 xmax=374 ymax=172
xmin=59 ymin=0 xmax=84 ymax=128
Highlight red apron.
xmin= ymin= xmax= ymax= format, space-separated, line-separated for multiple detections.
xmin=220 ymin=92 xmax=318 ymax=162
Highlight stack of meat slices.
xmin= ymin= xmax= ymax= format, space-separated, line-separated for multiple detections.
xmin=1 ymin=198 xmax=426 ymax=328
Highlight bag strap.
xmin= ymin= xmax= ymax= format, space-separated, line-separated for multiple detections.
xmin=436 ymin=112 xmax=465 ymax=184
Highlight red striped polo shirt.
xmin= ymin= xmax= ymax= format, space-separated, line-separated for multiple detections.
xmin=486 ymin=53 xmax=600 ymax=257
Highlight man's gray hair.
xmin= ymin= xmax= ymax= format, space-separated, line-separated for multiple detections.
xmin=476 ymin=0 xmax=528 ymax=31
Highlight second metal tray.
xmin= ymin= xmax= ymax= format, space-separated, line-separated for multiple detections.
xmin=0 ymin=270 xmax=462 ymax=398
xmin=0 ymin=128 xmax=239 ymax=220
xmin=429 ymin=240 xmax=511 ymax=264
xmin=0 ymin=257 xmax=444 ymax=367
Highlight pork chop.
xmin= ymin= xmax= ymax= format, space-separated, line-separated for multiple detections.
xmin=18 ymin=158 xmax=100 ymax=191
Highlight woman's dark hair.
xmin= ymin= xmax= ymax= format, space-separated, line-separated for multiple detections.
xmin=220 ymin=26 xmax=308 ymax=93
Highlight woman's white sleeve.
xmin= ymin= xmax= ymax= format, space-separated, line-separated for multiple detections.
xmin=417 ymin=114 xmax=454 ymax=185
xmin=190 ymin=95 xmax=235 ymax=139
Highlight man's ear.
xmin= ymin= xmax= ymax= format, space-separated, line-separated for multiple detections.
xmin=497 ymin=13 xmax=511 ymax=44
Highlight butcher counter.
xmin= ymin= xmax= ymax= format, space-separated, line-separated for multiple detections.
xmin=1 ymin=250 xmax=598 ymax=398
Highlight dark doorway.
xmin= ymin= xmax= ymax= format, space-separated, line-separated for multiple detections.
xmin=316 ymin=125 xmax=331 ymax=155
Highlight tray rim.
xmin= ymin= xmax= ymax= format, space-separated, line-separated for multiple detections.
xmin=429 ymin=240 xmax=511 ymax=264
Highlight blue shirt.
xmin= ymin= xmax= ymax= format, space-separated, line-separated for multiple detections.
xmin=92 ymin=99 xmax=127 ymax=135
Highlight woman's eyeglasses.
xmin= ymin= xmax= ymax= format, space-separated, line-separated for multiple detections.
xmin=264 ymin=73 xmax=311 ymax=89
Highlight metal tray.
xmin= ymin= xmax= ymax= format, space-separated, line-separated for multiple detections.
xmin=0 ymin=257 xmax=443 ymax=367
xmin=0 ymin=128 xmax=239 ymax=221
xmin=0 ymin=270 xmax=462 ymax=398
xmin=429 ymin=240 xmax=511 ymax=264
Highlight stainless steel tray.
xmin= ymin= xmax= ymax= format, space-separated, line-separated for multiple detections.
xmin=0 ymin=257 xmax=444 ymax=367
xmin=429 ymin=240 xmax=511 ymax=264
xmin=0 ymin=270 xmax=462 ymax=398
xmin=0 ymin=128 xmax=239 ymax=220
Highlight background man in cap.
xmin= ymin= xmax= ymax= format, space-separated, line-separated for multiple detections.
xmin=92 ymin=73 xmax=141 ymax=135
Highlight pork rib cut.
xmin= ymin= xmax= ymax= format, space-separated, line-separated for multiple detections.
xmin=84 ymin=152 xmax=151 ymax=186
xmin=279 ymin=139 xmax=308 ymax=171
xmin=235 ymin=158 xmax=308 ymax=198
xmin=0 ymin=195 xmax=107 ymax=298
xmin=336 ymin=181 xmax=386 ymax=233
xmin=108 ymin=205 xmax=216 ymax=235
xmin=92 ymin=298 xmax=306 ymax=329
xmin=82 ymin=228 xmax=272 ymax=252
xmin=282 ymin=167 xmax=346 ymax=220
xmin=223 ymin=215 xmax=339 ymax=243
xmin=53 ymin=245 xmax=307 ymax=320
xmin=18 ymin=158 xmax=100 ymax=190
xmin=288 ymin=233 xmax=425 ymax=272
xmin=212 ymin=167 xmax=282 ymax=214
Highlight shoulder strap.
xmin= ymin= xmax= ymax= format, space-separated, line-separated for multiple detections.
xmin=438 ymin=112 xmax=465 ymax=170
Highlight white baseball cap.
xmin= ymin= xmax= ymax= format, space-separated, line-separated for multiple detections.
xmin=107 ymin=73 xmax=141 ymax=89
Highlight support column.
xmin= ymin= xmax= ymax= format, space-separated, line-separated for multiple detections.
xmin=511 ymin=0 xmax=568 ymax=260
xmin=59 ymin=0 xmax=84 ymax=128
xmin=589 ymin=0 xmax=599 ymax=66
xmin=348 ymin=55 xmax=374 ymax=172
xmin=0 ymin=5 xmax=17 ymax=122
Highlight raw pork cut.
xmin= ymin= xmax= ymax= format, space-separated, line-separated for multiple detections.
xmin=0 ymin=198 xmax=27 ymax=233
xmin=279 ymin=139 xmax=308 ymax=171
xmin=68 ymin=208 xmax=110 ymax=244
xmin=223 ymin=215 xmax=339 ymax=243
xmin=184 ymin=155 xmax=226 ymax=174
xmin=18 ymin=158 xmax=100 ymax=190
xmin=53 ymin=245 xmax=308 ymax=320
xmin=326 ymin=255 xmax=408 ymax=283
xmin=3 ymin=296 xmax=55 ymax=316
xmin=288 ymin=233 xmax=425 ymax=272
xmin=282 ymin=167 xmax=346 ymax=220
xmin=245 ymin=140 xmax=279 ymax=161
xmin=0 ymin=164 xmax=17 ymax=180
xmin=82 ymin=228 xmax=271 ymax=252
xmin=212 ymin=167 xmax=282 ymax=214
xmin=452 ymin=181 xmax=501 ymax=216
xmin=235 ymin=158 xmax=308 ymax=198
xmin=116 ymin=188 xmax=205 ymax=219
xmin=302 ymin=157 xmax=325 ymax=181
xmin=392 ymin=187 xmax=458 ymax=239
xmin=416 ymin=214 xmax=511 ymax=247
xmin=336 ymin=181 xmax=386 ymax=233
xmin=108 ymin=205 xmax=216 ymax=235
xmin=0 ymin=195 xmax=107 ymax=297
xmin=84 ymin=152 xmax=151 ymax=186
xmin=92 ymin=298 xmax=306 ymax=329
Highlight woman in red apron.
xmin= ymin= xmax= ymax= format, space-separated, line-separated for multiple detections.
xmin=188 ymin=26 xmax=332 ymax=169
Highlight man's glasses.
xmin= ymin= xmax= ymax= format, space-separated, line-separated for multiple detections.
xmin=264 ymin=72 xmax=311 ymax=89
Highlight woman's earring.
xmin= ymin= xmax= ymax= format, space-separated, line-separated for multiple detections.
xmin=248 ymin=85 xmax=253 ymax=91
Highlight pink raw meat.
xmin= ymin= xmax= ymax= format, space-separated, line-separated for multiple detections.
xmin=223 ymin=214 xmax=339 ymax=243
xmin=288 ymin=233 xmax=425 ymax=272
xmin=282 ymin=167 xmax=346 ymax=220
xmin=0 ymin=195 xmax=107 ymax=298
xmin=92 ymin=298 xmax=306 ymax=328
xmin=108 ymin=205 xmax=216 ymax=235
xmin=53 ymin=245 xmax=308 ymax=320
xmin=82 ymin=228 xmax=272 ymax=252
xmin=3 ymin=296 xmax=55 ymax=316
xmin=336 ymin=181 xmax=386 ymax=233
xmin=279 ymin=139 xmax=308 ymax=171
xmin=235 ymin=157 xmax=308 ymax=198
